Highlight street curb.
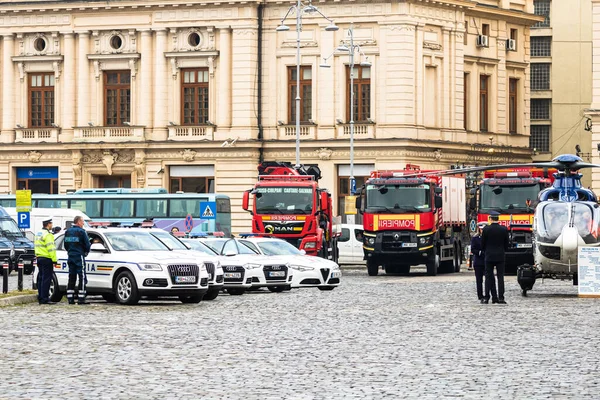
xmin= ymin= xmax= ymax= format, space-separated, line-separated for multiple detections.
xmin=0 ymin=294 xmax=38 ymax=307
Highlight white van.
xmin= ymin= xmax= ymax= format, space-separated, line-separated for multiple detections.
xmin=337 ymin=224 xmax=365 ymax=265
xmin=4 ymin=207 xmax=91 ymax=241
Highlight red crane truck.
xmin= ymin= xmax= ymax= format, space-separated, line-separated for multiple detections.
xmin=469 ymin=168 xmax=555 ymax=272
xmin=355 ymin=165 xmax=467 ymax=276
xmin=242 ymin=162 xmax=339 ymax=261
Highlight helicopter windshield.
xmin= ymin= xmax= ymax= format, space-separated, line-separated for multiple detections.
xmin=480 ymin=183 xmax=541 ymax=212
xmin=534 ymin=202 xmax=599 ymax=244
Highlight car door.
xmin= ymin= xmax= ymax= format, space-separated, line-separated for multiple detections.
xmin=352 ymin=228 xmax=366 ymax=264
xmin=337 ymin=227 xmax=352 ymax=264
xmin=85 ymin=232 xmax=114 ymax=290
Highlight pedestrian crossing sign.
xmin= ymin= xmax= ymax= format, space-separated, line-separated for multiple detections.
xmin=200 ymin=201 xmax=217 ymax=220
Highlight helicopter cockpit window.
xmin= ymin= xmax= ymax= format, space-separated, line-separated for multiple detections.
xmin=535 ymin=202 xmax=569 ymax=244
xmin=573 ymin=203 xmax=598 ymax=244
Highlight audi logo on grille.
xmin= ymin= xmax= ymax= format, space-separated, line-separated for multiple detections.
xmin=178 ymin=266 xmax=191 ymax=273
xmin=225 ymin=266 xmax=237 ymax=271
xmin=271 ymin=265 xmax=282 ymax=270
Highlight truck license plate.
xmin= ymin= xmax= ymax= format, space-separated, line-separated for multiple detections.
xmin=402 ymin=243 xmax=417 ymax=248
xmin=517 ymin=243 xmax=533 ymax=248
xmin=224 ymin=272 xmax=241 ymax=279
xmin=269 ymin=271 xmax=286 ymax=277
xmin=175 ymin=276 xmax=196 ymax=283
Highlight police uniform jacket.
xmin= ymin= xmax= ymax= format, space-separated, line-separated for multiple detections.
xmin=481 ymin=222 xmax=509 ymax=263
xmin=470 ymin=234 xmax=485 ymax=268
xmin=64 ymin=226 xmax=91 ymax=261
xmin=34 ymin=229 xmax=57 ymax=262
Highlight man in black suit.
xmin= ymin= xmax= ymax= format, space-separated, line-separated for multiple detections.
xmin=481 ymin=211 xmax=509 ymax=304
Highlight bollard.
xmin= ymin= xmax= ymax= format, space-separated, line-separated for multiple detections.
xmin=32 ymin=261 xmax=38 ymax=290
xmin=17 ymin=262 xmax=23 ymax=292
xmin=2 ymin=262 xmax=8 ymax=294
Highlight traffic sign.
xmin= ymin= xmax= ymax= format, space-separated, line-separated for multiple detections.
xmin=200 ymin=201 xmax=217 ymax=220
xmin=185 ymin=214 xmax=193 ymax=233
xmin=345 ymin=195 xmax=357 ymax=215
xmin=16 ymin=190 xmax=32 ymax=213
xmin=349 ymin=177 xmax=357 ymax=195
xmin=18 ymin=212 xmax=30 ymax=229
xmin=469 ymin=219 xmax=477 ymax=233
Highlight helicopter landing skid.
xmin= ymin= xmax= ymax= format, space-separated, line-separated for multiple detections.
xmin=517 ymin=264 xmax=578 ymax=296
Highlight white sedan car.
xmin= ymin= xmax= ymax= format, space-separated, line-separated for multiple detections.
xmin=50 ymin=228 xmax=209 ymax=305
xmin=201 ymin=238 xmax=295 ymax=293
xmin=238 ymin=237 xmax=342 ymax=291
xmin=182 ymin=238 xmax=256 ymax=296
xmin=147 ymin=229 xmax=224 ymax=301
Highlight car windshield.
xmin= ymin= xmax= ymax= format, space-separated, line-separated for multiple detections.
xmin=365 ymin=184 xmax=431 ymax=213
xmin=182 ymin=240 xmax=219 ymax=255
xmin=104 ymin=231 xmax=169 ymax=251
xmin=480 ymin=183 xmax=540 ymax=212
xmin=150 ymin=231 xmax=188 ymax=250
xmin=254 ymin=186 xmax=314 ymax=215
xmin=0 ymin=218 xmax=24 ymax=238
xmin=250 ymin=240 xmax=303 ymax=256
xmin=202 ymin=239 xmax=228 ymax=253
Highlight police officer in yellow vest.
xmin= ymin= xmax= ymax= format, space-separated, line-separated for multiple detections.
xmin=35 ymin=219 xmax=57 ymax=305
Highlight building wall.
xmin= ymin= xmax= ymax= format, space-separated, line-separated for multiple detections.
xmin=0 ymin=0 xmax=540 ymax=234
xmin=531 ymin=0 xmax=593 ymax=186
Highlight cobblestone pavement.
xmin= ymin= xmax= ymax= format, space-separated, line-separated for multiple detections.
xmin=1 ymin=267 xmax=599 ymax=399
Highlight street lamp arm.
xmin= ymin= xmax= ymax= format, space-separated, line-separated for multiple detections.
xmin=280 ymin=5 xmax=297 ymax=24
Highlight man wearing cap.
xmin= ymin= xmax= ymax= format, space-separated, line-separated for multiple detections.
xmin=64 ymin=216 xmax=91 ymax=305
xmin=34 ymin=219 xmax=57 ymax=305
xmin=481 ymin=211 xmax=509 ymax=304
xmin=470 ymin=221 xmax=487 ymax=301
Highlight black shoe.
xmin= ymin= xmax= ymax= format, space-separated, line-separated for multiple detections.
xmin=492 ymin=298 xmax=499 ymax=304
xmin=480 ymin=299 xmax=489 ymax=304
xmin=498 ymin=299 xmax=507 ymax=304
xmin=68 ymin=300 xmax=75 ymax=305
xmin=39 ymin=301 xmax=56 ymax=305
xmin=77 ymin=301 xmax=91 ymax=305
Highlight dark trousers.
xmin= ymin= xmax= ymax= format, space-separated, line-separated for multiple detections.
xmin=474 ymin=264 xmax=485 ymax=300
xmin=485 ymin=261 xmax=505 ymax=301
xmin=37 ymin=257 xmax=54 ymax=303
xmin=67 ymin=256 xmax=87 ymax=304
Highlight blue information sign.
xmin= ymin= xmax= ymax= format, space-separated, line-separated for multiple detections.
xmin=18 ymin=212 xmax=30 ymax=229
xmin=200 ymin=201 xmax=217 ymax=220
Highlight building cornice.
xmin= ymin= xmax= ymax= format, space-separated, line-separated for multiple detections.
xmin=467 ymin=4 xmax=545 ymax=25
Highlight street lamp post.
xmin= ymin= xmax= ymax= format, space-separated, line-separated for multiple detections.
xmin=322 ymin=23 xmax=372 ymax=194
xmin=276 ymin=1 xmax=339 ymax=168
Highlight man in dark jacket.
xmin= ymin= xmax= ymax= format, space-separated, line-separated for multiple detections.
xmin=470 ymin=222 xmax=487 ymax=301
xmin=64 ymin=216 xmax=91 ymax=305
xmin=481 ymin=211 xmax=509 ymax=304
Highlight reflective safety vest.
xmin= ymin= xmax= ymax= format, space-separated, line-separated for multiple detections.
xmin=35 ymin=229 xmax=57 ymax=262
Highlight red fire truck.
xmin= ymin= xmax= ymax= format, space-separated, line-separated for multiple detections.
xmin=355 ymin=165 xmax=467 ymax=276
xmin=470 ymin=168 xmax=556 ymax=272
xmin=242 ymin=162 xmax=338 ymax=260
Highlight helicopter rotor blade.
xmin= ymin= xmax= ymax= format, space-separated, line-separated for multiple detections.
xmin=568 ymin=162 xmax=600 ymax=170
xmin=399 ymin=162 xmax=563 ymax=178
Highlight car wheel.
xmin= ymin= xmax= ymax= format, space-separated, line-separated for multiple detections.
xmin=267 ymin=286 xmax=286 ymax=293
xmin=114 ymin=271 xmax=140 ymax=305
xmin=49 ymin=273 xmax=63 ymax=303
xmin=426 ymin=254 xmax=439 ymax=276
xmin=318 ymin=286 xmax=335 ymax=291
xmin=202 ymin=288 xmax=220 ymax=301
xmin=179 ymin=294 xmax=203 ymax=304
xmin=102 ymin=294 xmax=116 ymax=303
xmin=227 ymin=288 xmax=245 ymax=296
xmin=367 ymin=260 xmax=379 ymax=276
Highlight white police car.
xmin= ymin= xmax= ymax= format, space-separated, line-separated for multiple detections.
xmin=146 ymin=229 xmax=224 ymax=300
xmin=200 ymin=238 xmax=295 ymax=293
xmin=182 ymin=238 xmax=257 ymax=295
xmin=238 ymin=236 xmax=342 ymax=291
xmin=49 ymin=228 xmax=209 ymax=305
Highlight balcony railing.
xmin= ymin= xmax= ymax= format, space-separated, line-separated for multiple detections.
xmin=278 ymin=124 xmax=316 ymax=140
xmin=73 ymin=126 xmax=145 ymax=142
xmin=168 ymin=125 xmax=214 ymax=141
xmin=336 ymin=123 xmax=375 ymax=139
xmin=15 ymin=128 xmax=60 ymax=143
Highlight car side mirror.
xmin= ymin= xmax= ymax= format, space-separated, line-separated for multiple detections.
xmin=90 ymin=243 xmax=108 ymax=253
xmin=224 ymin=250 xmax=237 ymax=257
xmin=434 ymin=196 xmax=443 ymax=209
xmin=242 ymin=190 xmax=250 ymax=211
xmin=435 ymin=187 xmax=443 ymax=195
xmin=300 ymin=249 xmax=306 ymax=255
xmin=469 ymin=197 xmax=476 ymax=210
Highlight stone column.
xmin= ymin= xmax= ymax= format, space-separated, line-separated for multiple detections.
xmin=1 ymin=34 xmax=15 ymax=138
xmin=139 ymin=29 xmax=152 ymax=128
xmin=76 ymin=31 xmax=90 ymax=126
xmin=153 ymin=29 xmax=168 ymax=140
xmin=62 ymin=32 xmax=76 ymax=139
xmin=217 ymin=27 xmax=232 ymax=128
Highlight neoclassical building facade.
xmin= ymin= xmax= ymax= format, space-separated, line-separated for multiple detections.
xmin=0 ymin=0 xmax=540 ymax=232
